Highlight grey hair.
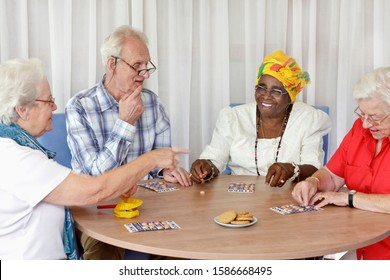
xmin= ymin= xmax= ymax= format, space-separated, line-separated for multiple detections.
xmin=100 ymin=25 xmax=149 ymax=67
xmin=0 ymin=58 xmax=45 ymax=125
xmin=353 ymin=67 xmax=390 ymax=113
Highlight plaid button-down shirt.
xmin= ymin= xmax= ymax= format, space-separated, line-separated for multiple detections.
xmin=65 ymin=79 xmax=171 ymax=178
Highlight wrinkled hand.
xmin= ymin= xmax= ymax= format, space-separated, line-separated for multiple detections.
xmin=291 ymin=180 xmax=318 ymax=206
xmin=265 ymin=162 xmax=294 ymax=187
xmin=163 ymin=167 xmax=192 ymax=187
xmin=121 ymin=185 xmax=138 ymax=198
xmin=309 ymin=191 xmax=348 ymax=208
xmin=146 ymin=147 xmax=190 ymax=173
xmin=190 ymin=159 xmax=214 ymax=184
xmin=119 ymin=85 xmax=144 ymax=125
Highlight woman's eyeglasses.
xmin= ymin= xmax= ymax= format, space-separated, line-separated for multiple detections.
xmin=354 ymin=107 xmax=390 ymax=126
xmin=35 ymin=95 xmax=56 ymax=104
xmin=255 ymin=85 xmax=288 ymax=98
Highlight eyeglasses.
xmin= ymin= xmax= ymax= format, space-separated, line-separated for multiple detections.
xmin=354 ymin=107 xmax=390 ymax=126
xmin=35 ymin=95 xmax=56 ymax=104
xmin=113 ymin=56 xmax=156 ymax=76
xmin=255 ymin=85 xmax=288 ymax=97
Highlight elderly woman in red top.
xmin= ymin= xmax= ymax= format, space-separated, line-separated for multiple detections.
xmin=292 ymin=67 xmax=390 ymax=260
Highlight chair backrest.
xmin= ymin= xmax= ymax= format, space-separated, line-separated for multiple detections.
xmin=222 ymin=104 xmax=330 ymax=174
xmin=37 ymin=113 xmax=72 ymax=168
xmin=312 ymin=105 xmax=329 ymax=165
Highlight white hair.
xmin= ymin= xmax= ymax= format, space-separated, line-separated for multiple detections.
xmin=100 ymin=25 xmax=149 ymax=67
xmin=0 ymin=58 xmax=45 ymax=124
xmin=353 ymin=67 xmax=390 ymax=113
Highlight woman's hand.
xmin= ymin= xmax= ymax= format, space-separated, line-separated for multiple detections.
xmin=310 ymin=191 xmax=348 ymax=208
xmin=189 ymin=159 xmax=216 ymax=184
xmin=265 ymin=162 xmax=294 ymax=187
xmin=147 ymin=147 xmax=190 ymax=172
xmin=291 ymin=178 xmax=319 ymax=206
xmin=121 ymin=185 xmax=138 ymax=198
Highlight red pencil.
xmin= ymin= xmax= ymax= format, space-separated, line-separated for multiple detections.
xmin=97 ymin=204 xmax=116 ymax=209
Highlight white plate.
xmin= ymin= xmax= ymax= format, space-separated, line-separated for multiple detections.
xmin=214 ymin=216 xmax=258 ymax=228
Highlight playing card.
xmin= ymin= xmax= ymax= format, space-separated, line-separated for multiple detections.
xmin=124 ymin=220 xmax=181 ymax=233
xmin=138 ymin=181 xmax=179 ymax=193
xmin=227 ymin=182 xmax=255 ymax=193
xmin=270 ymin=204 xmax=322 ymax=215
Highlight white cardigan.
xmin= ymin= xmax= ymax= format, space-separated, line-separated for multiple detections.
xmin=200 ymin=101 xmax=332 ymax=175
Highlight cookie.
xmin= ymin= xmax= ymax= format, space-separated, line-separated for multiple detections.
xmin=237 ymin=212 xmax=253 ymax=218
xmin=236 ymin=212 xmax=254 ymax=221
xmin=217 ymin=210 xmax=237 ymax=224
xmin=231 ymin=220 xmax=250 ymax=225
xmin=236 ymin=216 xmax=254 ymax=221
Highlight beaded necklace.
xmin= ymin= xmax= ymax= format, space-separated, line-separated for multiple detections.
xmin=254 ymin=104 xmax=293 ymax=176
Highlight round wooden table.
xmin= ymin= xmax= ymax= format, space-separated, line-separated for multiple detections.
xmin=72 ymin=175 xmax=390 ymax=259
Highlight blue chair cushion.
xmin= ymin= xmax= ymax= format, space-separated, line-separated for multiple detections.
xmin=37 ymin=113 xmax=72 ymax=168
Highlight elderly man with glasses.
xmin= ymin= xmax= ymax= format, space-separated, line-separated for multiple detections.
xmin=65 ymin=25 xmax=191 ymax=260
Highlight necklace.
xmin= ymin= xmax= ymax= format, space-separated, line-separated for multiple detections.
xmin=259 ymin=114 xmax=284 ymax=138
xmin=254 ymin=104 xmax=293 ymax=176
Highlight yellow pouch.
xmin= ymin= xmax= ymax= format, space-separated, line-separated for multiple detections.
xmin=113 ymin=198 xmax=143 ymax=219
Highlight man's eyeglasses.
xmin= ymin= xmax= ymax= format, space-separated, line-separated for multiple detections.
xmin=113 ymin=56 xmax=156 ymax=76
xmin=35 ymin=95 xmax=56 ymax=104
xmin=354 ymin=107 xmax=390 ymax=126
xmin=255 ymin=85 xmax=288 ymax=98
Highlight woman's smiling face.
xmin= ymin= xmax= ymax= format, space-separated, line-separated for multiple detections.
xmin=255 ymin=74 xmax=292 ymax=118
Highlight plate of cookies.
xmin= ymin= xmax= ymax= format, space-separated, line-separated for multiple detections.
xmin=214 ymin=210 xmax=257 ymax=228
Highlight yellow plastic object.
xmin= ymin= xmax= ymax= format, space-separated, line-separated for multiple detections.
xmin=113 ymin=198 xmax=143 ymax=219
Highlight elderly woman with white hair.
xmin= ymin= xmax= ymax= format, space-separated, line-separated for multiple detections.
xmin=292 ymin=67 xmax=390 ymax=260
xmin=0 ymin=58 xmax=187 ymax=259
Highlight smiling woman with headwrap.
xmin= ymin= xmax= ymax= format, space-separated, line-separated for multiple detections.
xmin=190 ymin=50 xmax=331 ymax=187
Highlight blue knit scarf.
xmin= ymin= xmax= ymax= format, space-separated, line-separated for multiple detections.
xmin=0 ymin=123 xmax=80 ymax=260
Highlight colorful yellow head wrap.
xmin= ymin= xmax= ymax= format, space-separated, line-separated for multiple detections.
xmin=255 ymin=50 xmax=310 ymax=102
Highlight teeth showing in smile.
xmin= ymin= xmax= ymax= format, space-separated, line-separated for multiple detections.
xmin=261 ymin=102 xmax=272 ymax=107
